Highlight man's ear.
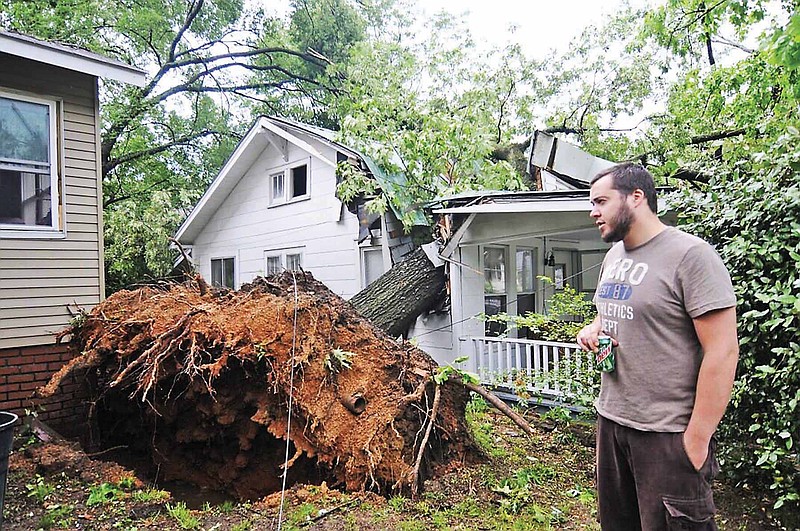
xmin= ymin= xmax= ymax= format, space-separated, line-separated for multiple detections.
xmin=630 ymin=188 xmax=646 ymax=207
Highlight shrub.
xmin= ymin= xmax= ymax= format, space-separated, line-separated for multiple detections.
xmin=671 ymin=127 xmax=800 ymax=523
xmin=485 ymin=277 xmax=596 ymax=343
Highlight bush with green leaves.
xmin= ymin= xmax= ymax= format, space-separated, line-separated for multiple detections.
xmin=482 ymin=278 xmax=600 ymax=408
xmin=671 ymin=127 xmax=800 ymax=522
xmin=485 ymin=277 xmax=596 ymax=343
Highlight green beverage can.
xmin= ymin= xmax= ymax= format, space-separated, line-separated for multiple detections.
xmin=595 ymin=335 xmax=615 ymax=373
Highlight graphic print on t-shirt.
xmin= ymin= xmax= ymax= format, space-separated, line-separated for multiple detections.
xmin=596 ymin=257 xmax=649 ymax=336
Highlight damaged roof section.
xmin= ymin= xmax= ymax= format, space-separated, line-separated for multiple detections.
xmin=527 ymin=130 xmax=615 ymax=190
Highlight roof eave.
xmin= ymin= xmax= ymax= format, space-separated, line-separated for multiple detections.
xmin=0 ymin=31 xmax=146 ymax=86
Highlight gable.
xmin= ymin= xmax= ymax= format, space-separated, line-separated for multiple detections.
xmin=176 ymin=117 xmax=342 ymax=243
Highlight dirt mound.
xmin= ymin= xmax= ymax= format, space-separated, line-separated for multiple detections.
xmin=39 ymin=272 xmax=480 ymax=499
xmin=14 ymin=441 xmax=142 ymax=488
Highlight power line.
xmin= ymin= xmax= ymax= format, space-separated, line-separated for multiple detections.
xmin=276 ymin=272 xmax=300 ymax=530
xmin=413 ymin=261 xmax=603 ymax=339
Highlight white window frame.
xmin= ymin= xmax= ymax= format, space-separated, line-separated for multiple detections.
xmin=265 ymin=254 xmax=283 ymax=275
xmin=264 ymin=246 xmax=305 ymax=275
xmin=360 ymin=245 xmax=385 ymax=288
xmin=267 ymin=158 xmax=311 ymax=207
xmin=288 ymin=163 xmax=309 ymax=200
xmin=285 ymin=251 xmax=303 ymax=271
xmin=211 ymin=256 xmax=236 ymax=289
xmin=481 ymin=245 xmax=508 ymax=336
xmin=0 ymin=90 xmax=63 ymax=239
xmin=269 ymin=171 xmax=285 ymax=205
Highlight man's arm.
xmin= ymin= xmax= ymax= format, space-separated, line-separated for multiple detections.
xmin=683 ymin=306 xmax=739 ymax=470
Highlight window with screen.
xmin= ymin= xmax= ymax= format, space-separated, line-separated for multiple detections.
xmin=0 ymin=91 xmax=61 ymax=233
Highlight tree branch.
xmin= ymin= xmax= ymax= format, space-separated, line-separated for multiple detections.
xmin=169 ymin=0 xmax=204 ymax=62
xmin=103 ymin=130 xmax=220 ymax=176
xmin=690 ymin=128 xmax=746 ymax=144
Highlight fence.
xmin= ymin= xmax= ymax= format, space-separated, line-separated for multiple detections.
xmin=467 ymin=336 xmax=595 ymax=400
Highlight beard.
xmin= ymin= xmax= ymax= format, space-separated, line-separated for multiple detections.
xmin=602 ymin=202 xmax=634 ymax=242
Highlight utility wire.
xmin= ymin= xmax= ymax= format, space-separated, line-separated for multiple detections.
xmin=413 ymin=261 xmax=603 ymax=339
xmin=276 ymin=272 xmax=300 ymax=530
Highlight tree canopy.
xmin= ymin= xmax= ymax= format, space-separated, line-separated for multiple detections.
xmin=0 ymin=0 xmax=367 ymax=290
xmin=2 ymin=0 xmax=799 ymax=520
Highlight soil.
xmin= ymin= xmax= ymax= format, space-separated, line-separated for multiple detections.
xmin=4 ymin=406 xmax=781 ymax=530
xmin=39 ymin=272 xmax=479 ymax=499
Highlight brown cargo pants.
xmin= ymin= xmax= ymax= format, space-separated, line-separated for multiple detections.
xmin=596 ymin=415 xmax=719 ymax=530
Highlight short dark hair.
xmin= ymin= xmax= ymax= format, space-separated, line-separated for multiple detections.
xmin=591 ymin=163 xmax=657 ymax=213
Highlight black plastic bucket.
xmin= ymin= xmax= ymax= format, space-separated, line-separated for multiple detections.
xmin=0 ymin=411 xmax=18 ymax=528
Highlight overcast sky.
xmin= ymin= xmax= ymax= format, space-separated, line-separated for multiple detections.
xmin=418 ymin=0 xmax=658 ymax=57
xmin=265 ymin=1 xmax=660 ymax=57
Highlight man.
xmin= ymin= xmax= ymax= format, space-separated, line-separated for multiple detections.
xmin=577 ymin=163 xmax=739 ymax=530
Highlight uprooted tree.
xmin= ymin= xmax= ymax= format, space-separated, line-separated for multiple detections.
xmin=349 ymin=247 xmax=446 ymax=338
xmin=38 ymin=272 xmax=482 ymax=499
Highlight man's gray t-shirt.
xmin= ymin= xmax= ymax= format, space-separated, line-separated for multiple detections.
xmin=593 ymin=227 xmax=736 ymax=432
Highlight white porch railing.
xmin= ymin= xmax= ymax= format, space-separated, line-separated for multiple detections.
xmin=466 ymin=336 xmax=595 ymax=400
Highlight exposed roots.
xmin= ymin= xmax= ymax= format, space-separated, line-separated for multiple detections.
xmin=40 ymin=272 xmax=482 ymax=499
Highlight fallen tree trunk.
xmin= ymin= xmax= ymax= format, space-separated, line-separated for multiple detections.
xmin=349 ymin=247 xmax=446 ymax=337
xmin=39 ymin=272 xmax=480 ymax=499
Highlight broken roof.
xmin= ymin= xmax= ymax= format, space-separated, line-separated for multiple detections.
xmin=430 ymin=189 xmax=593 ymax=214
xmin=175 ymin=116 xmax=427 ymax=243
xmin=527 ymin=130 xmax=616 ymax=189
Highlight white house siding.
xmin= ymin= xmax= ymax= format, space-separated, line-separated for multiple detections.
xmin=0 ymin=55 xmax=102 ymax=349
xmin=407 ymin=312 xmax=454 ymax=366
xmin=190 ymin=137 xmax=365 ymax=299
xmin=445 ymin=211 xmax=609 ymax=361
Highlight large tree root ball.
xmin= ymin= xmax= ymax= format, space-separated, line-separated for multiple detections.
xmin=39 ymin=272 xmax=481 ymax=499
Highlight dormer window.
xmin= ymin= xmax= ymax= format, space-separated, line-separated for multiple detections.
xmin=268 ymin=161 xmax=309 ymax=205
xmin=270 ymin=171 xmax=284 ymax=204
xmin=290 ymin=164 xmax=307 ymax=198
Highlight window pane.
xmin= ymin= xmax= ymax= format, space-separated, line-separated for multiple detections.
xmin=291 ymin=164 xmax=307 ymax=197
xmin=271 ymin=173 xmax=284 ymax=202
xmin=483 ymin=247 xmax=505 ymax=294
xmin=0 ymin=96 xmax=50 ymax=163
xmin=266 ymin=256 xmax=282 ymax=275
xmin=517 ymin=294 xmax=535 ymax=339
xmin=579 ymin=251 xmax=605 ymax=291
xmin=286 ymin=253 xmax=302 ymax=271
xmin=363 ymin=248 xmax=384 ymax=286
xmin=223 ymin=258 xmax=235 ymax=288
xmin=0 ymin=169 xmax=22 ymax=223
xmin=516 ymin=249 xmax=534 ymax=293
xmin=211 ymin=259 xmax=223 ymax=287
xmin=484 ymin=295 xmax=507 ymax=336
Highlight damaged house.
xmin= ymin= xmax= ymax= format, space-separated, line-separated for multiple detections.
xmin=173 ymin=116 xmax=425 ymax=300
xmin=175 ymin=123 xmax=623 ymax=401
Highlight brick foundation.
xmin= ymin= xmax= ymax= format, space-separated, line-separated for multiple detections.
xmin=0 ymin=344 xmax=90 ymax=438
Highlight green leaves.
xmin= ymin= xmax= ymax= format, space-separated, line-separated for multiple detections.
xmin=674 ymin=127 xmax=800 ymax=522
xmin=434 ymin=358 xmax=479 ymax=386
xmin=333 ymin=26 xmax=528 ymax=228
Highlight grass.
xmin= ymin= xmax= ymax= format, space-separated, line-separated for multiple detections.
xmin=166 ymin=501 xmax=200 ymax=529
xmin=4 ymin=393 xmax=775 ymax=530
xmin=38 ymin=504 xmax=74 ymax=530
xmin=131 ymin=487 xmax=171 ymax=503
xmin=25 ymin=474 xmax=54 ymax=503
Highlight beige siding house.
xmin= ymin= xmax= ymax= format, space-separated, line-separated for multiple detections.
xmin=0 ymin=31 xmax=145 ymax=429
